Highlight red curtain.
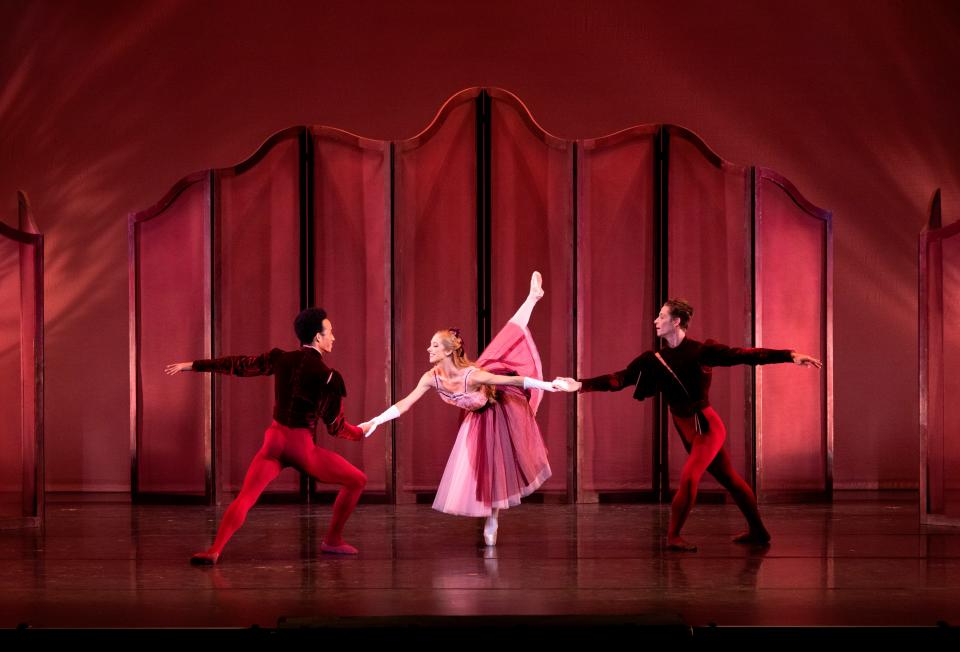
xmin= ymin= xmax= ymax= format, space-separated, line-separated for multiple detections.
xmin=216 ymin=131 xmax=302 ymax=494
xmin=489 ymin=91 xmax=573 ymax=493
xmin=312 ymin=129 xmax=391 ymax=493
xmin=393 ymin=93 xmax=479 ymax=497
xmin=666 ymin=131 xmax=752 ymax=491
xmin=135 ymin=176 xmax=210 ymax=494
xmin=755 ymin=172 xmax=828 ymax=493
xmin=577 ymin=128 xmax=657 ymax=494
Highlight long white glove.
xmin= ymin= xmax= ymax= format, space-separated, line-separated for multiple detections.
xmin=364 ymin=405 xmax=400 ymax=437
xmin=523 ymin=377 xmax=557 ymax=392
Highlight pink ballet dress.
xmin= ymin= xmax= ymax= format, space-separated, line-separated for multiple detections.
xmin=432 ymin=320 xmax=553 ymax=516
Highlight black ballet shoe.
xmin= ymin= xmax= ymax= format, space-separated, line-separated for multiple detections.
xmin=190 ymin=551 xmax=220 ymax=565
xmin=732 ymin=530 xmax=772 ymax=545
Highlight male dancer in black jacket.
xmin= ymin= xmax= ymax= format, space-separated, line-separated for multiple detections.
xmin=166 ymin=308 xmax=368 ymax=564
xmin=556 ymin=299 xmax=820 ymax=551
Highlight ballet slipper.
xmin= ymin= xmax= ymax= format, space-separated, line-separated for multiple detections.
xmin=320 ymin=541 xmax=359 ymax=555
xmin=483 ymin=515 xmax=498 ymax=546
xmin=666 ymin=537 xmax=698 ymax=552
xmin=529 ymin=271 xmax=544 ymax=301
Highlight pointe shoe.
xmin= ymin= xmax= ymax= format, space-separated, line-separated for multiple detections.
xmin=320 ymin=541 xmax=359 ymax=555
xmin=190 ymin=550 xmax=220 ymax=565
xmin=483 ymin=516 xmax=498 ymax=546
xmin=529 ymin=271 xmax=544 ymax=301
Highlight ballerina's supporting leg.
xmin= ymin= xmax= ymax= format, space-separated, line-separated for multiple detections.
xmin=483 ymin=508 xmax=500 ymax=546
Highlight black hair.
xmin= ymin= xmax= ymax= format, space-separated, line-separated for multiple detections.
xmin=294 ymin=308 xmax=328 ymax=344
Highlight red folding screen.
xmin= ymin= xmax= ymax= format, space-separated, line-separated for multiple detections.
xmin=216 ymin=128 xmax=303 ymax=495
xmin=0 ymin=233 xmax=23 ymax=511
xmin=312 ymin=127 xmax=391 ymax=495
xmin=130 ymin=88 xmax=832 ymax=505
xmin=666 ymin=128 xmax=753 ymax=493
xmin=0 ymin=192 xmax=43 ymax=527
xmin=577 ymin=127 xmax=657 ymax=497
xmin=488 ymin=89 xmax=574 ymax=494
xmin=393 ymin=90 xmax=479 ymax=500
xmin=130 ymin=173 xmax=212 ymax=500
xmin=920 ymin=192 xmax=960 ymax=525
xmin=754 ymin=169 xmax=832 ymax=499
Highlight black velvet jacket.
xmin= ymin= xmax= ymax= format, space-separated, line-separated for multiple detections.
xmin=578 ymin=337 xmax=793 ymax=417
xmin=192 ymin=347 xmax=363 ymax=439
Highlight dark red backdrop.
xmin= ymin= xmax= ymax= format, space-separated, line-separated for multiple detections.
xmin=1 ymin=0 xmax=958 ymax=492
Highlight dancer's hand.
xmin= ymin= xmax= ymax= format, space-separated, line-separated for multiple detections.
xmin=165 ymin=362 xmax=193 ymax=375
xmin=553 ymin=377 xmax=581 ymax=392
xmin=551 ymin=378 xmax=571 ymax=392
xmin=359 ymin=421 xmax=376 ymax=437
xmin=791 ymin=352 xmax=822 ymax=368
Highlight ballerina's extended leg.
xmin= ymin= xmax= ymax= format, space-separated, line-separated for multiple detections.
xmin=509 ymin=271 xmax=544 ymax=328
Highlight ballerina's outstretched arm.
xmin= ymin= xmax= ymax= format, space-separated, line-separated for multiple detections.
xmin=467 ymin=368 xmax=563 ymax=392
xmin=360 ymin=370 xmax=433 ymax=437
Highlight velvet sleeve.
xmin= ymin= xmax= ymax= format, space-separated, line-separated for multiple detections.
xmin=578 ymin=353 xmax=647 ymax=393
xmin=192 ymin=348 xmax=281 ymax=377
xmin=699 ymin=339 xmax=793 ymax=367
xmin=319 ymin=369 xmax=363 ymax=441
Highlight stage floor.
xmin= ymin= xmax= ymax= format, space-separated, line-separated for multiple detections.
xmin=2 ymin=494 xmax=959 ymax=629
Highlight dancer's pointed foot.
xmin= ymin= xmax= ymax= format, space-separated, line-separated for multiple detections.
xmin=529 ymin=271 xmax=544 ymax=301
xmin=483 ymin=515 xmax=499 ymax=546
xmin=190 ymin=550 xmax=220 ymax=565
xmin=320 ymin=540 xmax=359 ymax=555
xmin=732 ymin=529 xmax=771 ymax=545
xmin=666 ymin=536 xmax=698 ymax=552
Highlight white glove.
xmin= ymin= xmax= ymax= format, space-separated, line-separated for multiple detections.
xmin=523 ymin=377 xmax=556 ymax=392
xmin=364 ymin=405 xmax=400 ymax=437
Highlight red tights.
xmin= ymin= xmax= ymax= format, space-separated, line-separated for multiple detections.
xmin=204 ymin=421 xmax=367 ymax=557
xmin=667 ymin=407 xmax=767 ymax=541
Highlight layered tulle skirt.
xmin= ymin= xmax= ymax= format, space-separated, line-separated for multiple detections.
xmin=432 ymin=321 xmax=552 ymax=517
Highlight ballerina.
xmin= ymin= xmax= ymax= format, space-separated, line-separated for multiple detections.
xmin=362 ymin=271 xmax=561 ymax=545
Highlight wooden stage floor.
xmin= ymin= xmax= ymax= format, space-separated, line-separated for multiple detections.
xmin=2 ymin=494 xmax=959 ymax=636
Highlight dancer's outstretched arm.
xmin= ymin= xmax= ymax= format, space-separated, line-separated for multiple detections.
xmin=699 ymin=341 xmax=822 ymax=368
xmin=360 ymin=371 xmax=433 ymax=437
xmin=553 ymin=352 xmax=652 ymax=393
xmin=468 ymin=369 xmax=562 ymax=392
xmin=165 ymin=350 xmax=279 ymax=377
